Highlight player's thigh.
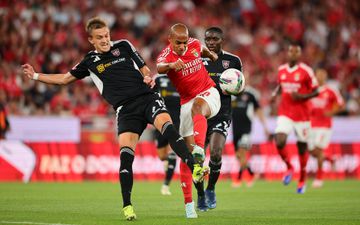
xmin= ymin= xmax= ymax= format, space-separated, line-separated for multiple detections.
xmin=179 ymin=99 xmax=195 ymax=137
xmin=312 ymin=128 xmax=332 ymax=150
xmin=275 ymin=116 xmax=294 ymax=135
xmin=294 ymin=121 xmax=311 ymax=143
xmin=195 ymin=87 xmax=221 ymax=119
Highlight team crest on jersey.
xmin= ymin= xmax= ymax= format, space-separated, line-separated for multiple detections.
xmin=222 ymin=60 xmax=230 ymax=69
xmin=295 ymin=73 xmax=300 ymax=81
xmin=241 ymin=94 xmax=249 ymax=101
xmin=111 ymin=49 xmax=120 ymax=56
xmin=281 ymin=74 xmax=286 ymax=80
xmin=191 ymin=49 xmax=199 ymax=57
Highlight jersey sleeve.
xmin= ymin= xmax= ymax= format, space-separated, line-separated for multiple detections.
xmin=330 ymin=87 xmax=344 ymax=106
xmin=303 ymin=65 xmax=318 ymax=90
xmin=122 ymin=40 xmax=146 ymax=68
xmin=157 ymin=47 xmax=171 ymax=64
xmin=69 ymin=59 xmax=90 ymax=79
xmin=234 ymin=57 xmax=243 ymax=72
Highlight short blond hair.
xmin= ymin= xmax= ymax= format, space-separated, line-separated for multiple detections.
xmin=86 ymin=17 xmax=107 ymax=35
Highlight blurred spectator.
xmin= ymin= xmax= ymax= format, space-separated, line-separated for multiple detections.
xmin=0 ymin=0 xmax=359 ymax=122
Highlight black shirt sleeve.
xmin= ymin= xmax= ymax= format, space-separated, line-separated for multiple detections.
xmin=123 ymin=40 xmax=146 ymax=69
xmin=235 ymin=57 xmax=243 ymax=72
xmin=69 ymin=58 xmax=90 ymax=79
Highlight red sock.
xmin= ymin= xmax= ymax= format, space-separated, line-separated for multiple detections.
xmin=299 ymin=151 xmax=309 ymax=182
xmin=180 ymin=161 xmax=193 ymax=204
xmin=316 ymin=168 xmax=323 ymax=180
xmin=277 ymin=147 xmax=293 ymax=170
xmin=193 ymin=114 xmax=207 ymax=148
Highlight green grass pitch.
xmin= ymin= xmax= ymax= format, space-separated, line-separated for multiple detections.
xmin=0 ymin=180 xmax=359 ymax=225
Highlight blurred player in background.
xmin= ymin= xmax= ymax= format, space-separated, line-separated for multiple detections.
xmin=272 ymin=43 xmax=318 ymax=194
xmin=22 ymin=17 xmax=208 ymax=221
xmin=157 ymin=23 xmax=220 ymax=218
xmin=195 ymin=27 xmax=242 ymax=211
xmin=309 ymin=68 xmax=344 ymax=188
xmin=231 ymin=72 xmax=270 ymax=188
xmin=0 ymin=90 xmax=10 ymax=140
xmin=153 ymin=74 xmax=180 ymax=195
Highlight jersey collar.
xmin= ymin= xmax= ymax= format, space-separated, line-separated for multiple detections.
xmin=286 ymin=63 xmax=299 ymax=73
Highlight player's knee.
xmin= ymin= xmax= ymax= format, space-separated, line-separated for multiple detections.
xmin=210 ymin=148 xmax=222 ymax=163
xmin=275 ymin=135 xmax=286 ymax=149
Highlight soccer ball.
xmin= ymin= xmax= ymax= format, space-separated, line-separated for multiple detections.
xmin=219 ymin=68 xmax=245 ymax=95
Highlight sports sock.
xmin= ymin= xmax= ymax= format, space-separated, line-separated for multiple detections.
xmin=207 ymin=160 xmax=222 ymax=190
xmin=237 ymin=168 xmax=244 ymax=181
xmin=180 ymin=161 xmax=193 ymax=203
xmin=316 ymin=167 xmax=323 ymax=180
xmin=299 ymin=151 xmax=309 ymax=182
xmin=247 ymin=165 xmax=254 ymax=176
xmin=277 ymin=147 xmax=293 ymax=170
xmin=119 ymin=147 xmax=134 ymax=207
xmin=161 ymin=122 xmax=195 ymax=171
xmin=195 ymin=181 xmax=205 ymax=197
xmin=164 ymin=151 xmax=177 ymax=185
xmin=193 ymin=114 xmax=207 ymax=148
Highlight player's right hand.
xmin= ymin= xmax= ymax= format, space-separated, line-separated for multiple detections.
xmin=21 ymin=64 xmax=36 ymax=80
xmin=169 ymin=59 xmax=185 ymax=71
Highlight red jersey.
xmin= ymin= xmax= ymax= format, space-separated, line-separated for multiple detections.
xmin=277 ymin=63 xmax=318 ymax=121
xmin=310 ymin=85 xmax=344 ymax=128
xmin=157 ymin=38 xmax=215 ymax=105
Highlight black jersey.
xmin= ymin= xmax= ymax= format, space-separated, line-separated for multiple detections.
xmin=232 ymin=86 xmax=260 ymax=133
xmin=202 ymin=50 xmax=243 ymax=118
xmin=70 ymin=39 xmax=153 ymax=109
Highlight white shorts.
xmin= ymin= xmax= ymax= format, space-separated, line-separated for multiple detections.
xmin=275 ymin=115 xmax=310 ymax=143
xmin=308 ymin=127 xmax=332 ymax=150
xmin=179 ymin=87 xmax=220 ymax=137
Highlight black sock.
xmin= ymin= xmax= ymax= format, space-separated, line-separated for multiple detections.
xmin=238 ymin=168 xmax=243 ymax=180
xmin=164 ymin=151 xmax=177 ymax=185
xmin=195 ymin=181 xmax=205 ymax=197
xmin=119 ymin=147 xmax=134 ymax=208
xmin=207 ymin=160 xmax=222 ymax=191
xmin=247 ymin=166 xmax=254 ymax=176
xmin=161 ymin=122 xmax=195 ymax=171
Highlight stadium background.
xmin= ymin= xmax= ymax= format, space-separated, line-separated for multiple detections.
xmin=0 ymin=0 xmax=359 ymax=182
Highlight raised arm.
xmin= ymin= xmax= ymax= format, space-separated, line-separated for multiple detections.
xmin=22 ymin=64 xmax=77 ymax=85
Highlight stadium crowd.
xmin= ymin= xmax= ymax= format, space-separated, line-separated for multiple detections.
xmin=1 ymin=0 xmax=359 ymax=123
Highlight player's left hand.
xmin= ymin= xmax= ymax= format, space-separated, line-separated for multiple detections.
xmin=143 ymin=75 xmax=155 ymax=88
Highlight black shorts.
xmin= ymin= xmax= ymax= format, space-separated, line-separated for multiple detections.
xmin=206 ymin=114 xmax=231 ymax=143
xmin=233 ymin=131 xmax=251 ymax=151
xmin=116 ymin=93 xmax=168 ymax=136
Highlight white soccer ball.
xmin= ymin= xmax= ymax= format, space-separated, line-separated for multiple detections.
xmin=219 ymin=68 xmax=245 ymax=95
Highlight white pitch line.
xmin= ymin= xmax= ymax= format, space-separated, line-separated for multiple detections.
xmin=0 ymin=221 xmax=78 ymax=225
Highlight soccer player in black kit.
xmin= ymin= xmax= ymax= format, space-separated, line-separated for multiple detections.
xmin=153 ymin=74 xmax=180 ymax=196
xmin=231 ymin=74 xmax=269 ymax=188
xmin=196 ymin=27 xmax=243 ymax=210
xmin=22 ymin=17 xmax=208 ymax=221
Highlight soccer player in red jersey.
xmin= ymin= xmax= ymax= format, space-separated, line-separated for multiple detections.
xmin=309 ymin=68 xmax=344 ymax=188
xmin=272 ymin=43 xmax=319 ymax=194
xmin=157 ymin=23 xmax=220 ymax=218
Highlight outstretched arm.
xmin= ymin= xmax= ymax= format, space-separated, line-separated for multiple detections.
xmin=22 ymin=64 xmax=77 ymax=85
xmin=201 ymin=45 xmax=218 ymax=61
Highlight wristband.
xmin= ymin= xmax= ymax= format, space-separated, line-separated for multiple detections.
xmin=33 ymin=73 xmax=39 ymax=80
